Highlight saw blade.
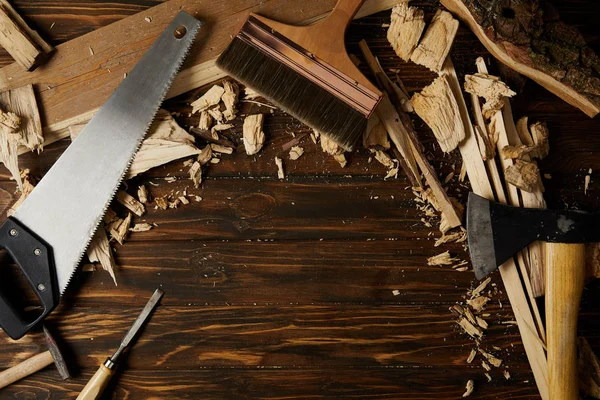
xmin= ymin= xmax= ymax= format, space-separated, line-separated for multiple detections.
xmin=12 ymin=12 xmax=202 ymax=294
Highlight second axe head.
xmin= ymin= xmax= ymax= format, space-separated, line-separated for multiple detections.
xmin=466 ymin=192 xmax=600 ymax=280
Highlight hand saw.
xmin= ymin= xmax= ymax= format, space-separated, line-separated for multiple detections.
xmin=0 ymin=12 xmax=202 ymax=340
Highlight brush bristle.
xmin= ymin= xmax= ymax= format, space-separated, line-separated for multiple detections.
xmin=217 ymin=37 xmax=368 ymax=150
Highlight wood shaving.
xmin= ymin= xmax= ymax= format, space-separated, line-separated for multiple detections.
xmin=467 ymin=296 xmax=490 ymax=312
xmin=471 ymin=277 xmax=492 ymax=298
xmin=363 ymin=113 xmax=390 ymax=149
xmin=116 ymin=190 xmax=145 ymax=217
xmin=458 ymin=317 xmax=483 ymax=339
xmin=333 ymin=153 xmax=347 ymax=168
xmin=191 ymin=85 xmax=225 ymax=114
xmin=529 ymin=121 xmax=550 ymax=159
xmin=320 ymin=134 xmax=344 ymax=156
xmin=467 ymin=349 xmax=476 ymax=363
xmin=155 ymin=196 xmax=168 ymax=210
xmin=198 ymin=110 xmax=212 ymax=130
xmin=198 ymin=145 xmax=213 ymax=165
xmin=210 ymin=143 xmax=233 ymax=154
xmin=243 ymin=87 xmax=261 ymax=100
xmin=109 ymin=212 xmax=132 ymax=245
xmin=387 ymin=3 xmax=425 ymax=61
xmin=87 ymin=228 xmax=117 ymax=285
xmin=462 ymin=380 xmax=474 ymax=397
xmin=373 ymin=150 xmax=395 ymax=169
xmin=384 ymin=167 xmax=399 ymax=180
xmin=130 ymin=223 xmax=153 ymax=232
xmin=189 ymin=161 xmax=202 ymax=189
xmin=464 ymin=73 xmax=516 ymax=119
xmin=210 ymin=158 xmax=221 ymax=164
xmin=485 ymin=373 xmax=492 ymax=382
xmin=434 ymin=230 xmax=466 ymax=246
xmin=481 ymin=361 xmax=491 ymax=371
xmin=243 ymin=114 xmax=265 ymax=155
xmin=503 ymin=370 xmax=511 ymax=380
xmin=275 ymin=156 xmax=284 ymax=179
xmin=289 ymin=146 xmax=304 ymax=160
xmin=221 ymin=81 xmax=239 ymax=121
xmin=504 ymin=160 xmax=543 ymax=193
xmin=137 ymin=185 xmax=149 ymax=204
xmin=585 ymin=169 xmax=592 ymax=194
xmin=169 ymin=198 xmax=181 ymax=209
xmin=410 ymin=10 xmax=458 ymax=72
xmin=207 ymin=107 xmax=224 ymax=123
xmin=427 ymin=251 xmax=459 ymax=266
xmin=479 ymin=349 xmax=502 ymax=367
xmin=412 ymin=74 xmax=465 ymax=152
xmin=475 ymin=316 xmax=488 ymax=330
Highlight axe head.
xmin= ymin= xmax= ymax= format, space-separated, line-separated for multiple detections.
xmin=466 ymin=193 xmax=600 ymax=280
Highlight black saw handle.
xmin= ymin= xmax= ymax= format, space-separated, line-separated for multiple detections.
xmin=0 ymin=218 xmax=58 ymax=339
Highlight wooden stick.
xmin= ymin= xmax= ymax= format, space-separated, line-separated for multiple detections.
xmin=0 ymin=351 xmax=53 ymax=389
xmin=10 ymin=0 xmax=398 ymax=155
xmin=442 ymin=57 xmax=549 ymax=400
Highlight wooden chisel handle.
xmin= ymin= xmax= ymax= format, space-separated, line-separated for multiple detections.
xmin=546 ymin=242 xmax=585 ymax=400
xmin=0 ymin=350 xmax=54 ymax=389
xmin=76 ymin=360 xmax=115 ymax=400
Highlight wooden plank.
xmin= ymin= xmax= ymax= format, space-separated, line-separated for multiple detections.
xmin=0 ymin=0 xmax=398 ymax=153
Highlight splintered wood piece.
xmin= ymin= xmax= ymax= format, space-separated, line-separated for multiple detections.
xmin=7 ymin=169 xmax=33 ymax=216
xmin=289 ymin=146 xmax=304 ymax=161
xmin=198 ymin=110 xmax=212 ymax=131
xmin=189 ymin=161 xmax=202 ymax=189
xmin=387 ymin=3 xmax=425 ymax=62
xmin=412 ymin=75 xmax=465 ymax=152
xmin=442 ymin=57 xmax=549 ymax=400
xmin=504 ymin=160 xmax=543 ymax=193
xmin=373 ymin=150 xmax=394 ymax=169
xmin=320 ymin=134 xmax=345 ymax=157
xmin=333 ymin=153 xmax=347 ymax=168
xmin=137 ymin=185 xmax=149 ymax=204
xmin=191 ymin=85 xmax=225 ymax=114
xmin=87 ymin=228 xmax=117 ymax=286
xmin=434 ymin=230 xmax=466 ymax=247
xmin=130 ymin=223 xmax=153 ymax=232
xmin=125 ymin=110 xmax=201 ymax=179
xmin=458 ymin=317 xmax=483 ymax=339
xmin=115 ymin=190 xmax=145 ymax=217
xmin=243 ymin=114 xmax=265 ymax=155
xmin=467 ymin=348 xmax=477 ymax=363
xmin=197 ymin=145 xmax=212 ymax=165
xmin=363 ymin=114 xmax=390 ymax=150
xmin=275 ymin=157 xmax=284 ymax=179
xmin=155 ymin=196 xmax=168 ymax=210
xmin=478 ymin=349 xmax=503 ymax=367
xmin=210 ymin=143 xmax=233 ymax=155
xmin=221 ymin=81 xmax=239 ymax=121
xmin=410 ymin=10 xmax=458 ymax=72
xmin=462 ymin=379 xmax=474 ymax=397
xmin=464 ymin=73 xmax=516 ymax=119
xmin=441 ymin=0 xmax=600 ymax=118
xmin=471 ymin=277 xmax=492 ymax=298
xmin=109 ymin=212 xmax=132 ymax=245
xmin=0 ymin=1 xmax=53 ymax=70
xmin=211 ymin=123 xmax=234 ymax=138
xmin=467 ymin=296 xmax=489 ymax=312
xmin=0 ymin=85 xmax=43 ymax=190
xmin=427 ymin=251 xmax=458 ymax=266
xmin=529 ymin=121 xmax=550 ymax=160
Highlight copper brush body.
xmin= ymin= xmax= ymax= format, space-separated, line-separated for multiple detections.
xmin=216 ymin=0 xmax=382 ymax=150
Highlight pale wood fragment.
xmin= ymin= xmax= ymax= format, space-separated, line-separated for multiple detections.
xmin=467 ymin=348 xmax=476 ymax=363
xmin=410 ymin=10 xmax=458 ymax=72
xmin=275 ymin=157 xmax=284 ymax=179
xmin=115 ymin=190 xmax=145 ymax=217
xmin=462 ymin=379 xmax=474 ymax=397
xmin=412 ymin=75 xmax=465 ymax=152
xmin=137 ymin=185 xmax=149 ymax=204
xmin=243 ymin=114 xmax=265 ymax=155
xmin=130 ymin=223 xmax=153 ymax=232
xmin=109 ymin=212 xmax=131 ymax=245
xmin=504 ymin=160 xmax=543 ymax=193
xmin=189 ymin=161 xmax=202 ymax=189
xmin=467 ymin=296 xmax=489 ymax=312
xmin=197 ymin=145 xmax=212 ymax=165
xmin=472 ymin=277 xmax=492 ymax=298
xmin=387 ymin=3 xmax=425 ymax=61
xmin=87 ymin=228 xmax=117 ymax=286
xmin=221 ymin=81 xmax=239 ymax=121
xmin=210 ymin=143 xmax=233 ymax=155
xmin=427 ymin=251 xmax=458 ymax=266
xmin=289 ymin=146 xmax=304 ymax=161
xmin=373 ymin=149 xmax=394 ymax=169
xmin=198 ymin=111 xmax=212 ymax=131
xmin=479 ymin=348 xmax=502 ymax=367
xmin=207 ymin=108 xmax=224 ymax=124
xmin=191 ymin=85 xmax=224 ymax=114
xmin=464 ymin=73 xmax=516 ymax=119
xmin=458 ymin=317 xmax=483 ymax=339
xmin=155 ymin=197 xmax=168 ymax=210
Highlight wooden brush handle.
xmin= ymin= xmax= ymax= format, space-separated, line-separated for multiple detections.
xmin=314 ymin=0 xmax=366 ymax=35
xmin=0 ymin=350 xmax=53 ymax=389
xmin=76 ymin=362 xmax=115 ymax=400
xmin=545 ymin=242 xmax=585 ymax=400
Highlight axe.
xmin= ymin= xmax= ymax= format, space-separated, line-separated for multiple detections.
xmin=466 ymin=192 xmax=598 ymax=400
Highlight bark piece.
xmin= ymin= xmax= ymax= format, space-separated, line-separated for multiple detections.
xmin=221 ymin=81 xmax=239 ymax=121
xmin=464 ymin=73 xmax=516 ymax=119
xmin=125 ymin=110 xmax=201 ymax=179
xmin=410 ymin=10 xmax=458 ymax=72
xmin=243 ymin=114 xmax=265 ymax=155
xmin=289 ymin=146 xmax=304 ymax=161
xmin=458 ymin=317 xmax=483 ymax=339
xmin=191 ymin=85 xmax=225 ymax=114
xmin=504 ymin=160 xmax=543 ymax=193
xmin=440 ymin=0 xmax=600 ymax=118
xmin=87 ymin=228 xmax=117 ymax=286
xmin=116 ymin=190 xmax=145 ymax=217
xmin=0 ymin=84 xmax=43 ymax=190
xmin=0 ymin=1 xmax=53 ymax=70
xmin=373 ymin=150 xmax=394 ymax=169
xmin=412 ymin=75 xmax=466 ymax=152
xmin=387 ymin=3 xmax=425 ymax=62
xmin=198 ymin=110 xmax=212 ymax=131
xmin=189 ymin=161 xmax=202 ymax=189
xmin=462 ymin=380 xmax=474 ymax=397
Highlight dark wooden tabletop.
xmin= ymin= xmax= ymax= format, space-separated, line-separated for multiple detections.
xmin=0 ymin=0 xmax=599 ymax=399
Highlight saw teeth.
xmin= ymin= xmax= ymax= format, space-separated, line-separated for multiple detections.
xmin=60 ymin=16 xmax=202 ymax=294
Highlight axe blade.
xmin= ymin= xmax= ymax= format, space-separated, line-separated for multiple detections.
xmin=466 ymin=193 xmax=600 ymax=280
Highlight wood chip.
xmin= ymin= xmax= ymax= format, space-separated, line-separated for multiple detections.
xmin=504 ymin=160 xmax=543 ymax=193
xmin=467 ymin=296 xmax=490 ymax=312
xmin=333 ymin=153 xmax=347 ymax=168
xmin=479 ymin=349 xmax=502 ymax=368
xmin=434 ymin=230 xmax=466 ymax=246
xmin=198 ymin=110 xmax=212 ymax=130
xmin=198 ymin=145 xmax=212 ymax=165
xmin=191 ymin=85 xmax=225 ymax=114
xmin=109 ymin=212 xmax=132 ymax=245
xmin=137 ymin=185 xmax=149 ymax=204
xmin=481 ymin=360 xmax=491 ymax=371
xmin=467 ymin=348 xmax=476 ymax=363
xmin=87 ymin=228 xmax=117 ymax=285
xmin=387 ymin=3 xmax=425 ymax=61
xmin=462 ymin=379 xmax=474 ymax=397
xmin=320 ymin=134 xmax=344 ymax=156
xmin=116 ymin=190 xmax=145 ymax=217
xmin=189 ymin=161 xmax=202 ymax=189
xmin=485 ymin=373 xmax=492 ymax=382
xmin=471 ymin=277 xmax=492 ymax=298
xmin=464 ymin=73 xmax=516 ymax=119
xmin=243 ymin=114 xmax=265 ymax=155
xmin=169 ymin=198 xmax=181 ymax=209
xmin=373 ymin=150 xmax=394 ymax=169
xmin=221 ymin=81 xmax=239 ymax=121
xmin=130 ymin=223 xmax=153 ymax=232
xmin=427 ymin=251 xmax=459 ymax=266
xmin=207 ymin=107 xmax=224 ymax=123
xmin=412 ymin=75 xmax=465 ymax=152
xmin=275 ymin=156 xmax=284 ymax=179
xmin=289 ymin=146 xmax=304 ymax=160
xmin=503 ymin=370 xmax=511 ymax=380
xmin=210 ymin=143 xmax=233 ymax=154
xmin=458 ymin=317 xmax=483 ymax=339
xmin=179 ymin=196 xmax=190 ymax=205
xmin=410 ymin=10 xmax=458 ymax=72
xmin=363 ymin=113 xmax=390 ymax=150
xmin=155 ymin=196 xmax=168 ymax=210
xmin=529 ymin=121 xmax=550 ymax=159
xmin=244 ymin=87 xmax=261 ymax=100
xmin=211 ymin=123 xmax=234 ymax=139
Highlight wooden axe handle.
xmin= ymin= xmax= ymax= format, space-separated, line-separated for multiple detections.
xmin=546 ymin=242 xmax=585 ymax=400
xmin=0 ymin=350 xmax=53 ymax=389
